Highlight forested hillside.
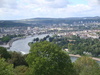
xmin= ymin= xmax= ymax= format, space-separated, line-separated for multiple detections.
xmin=0 ymin=21 xmax=31 ymax=27
xmin=1 ymin=17 xmax=100 ymax=27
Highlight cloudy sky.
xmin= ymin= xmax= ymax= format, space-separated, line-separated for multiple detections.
xmin=0 ymin=0 xmax=100 ymax=20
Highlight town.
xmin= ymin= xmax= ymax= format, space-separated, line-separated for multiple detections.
xmin=0 ymin=17 xmax=100 ymax=49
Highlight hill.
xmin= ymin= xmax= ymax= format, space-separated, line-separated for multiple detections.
xmin=0 ymin=21 xmax=31 ymax=27
xmin=1 ymin=17 xmax=100 ymax=27
xmin=20 ymin=17 xmax=100 ymax=25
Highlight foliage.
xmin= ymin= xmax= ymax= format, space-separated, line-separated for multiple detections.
xmin=0 ymin=21 xmax=31 ymax=27
xmin=48 ymin=35 xmax=100 ymax=57
xmin=96 ymin=32 xmax=100 ymax=36
xmin=8 ymin=51 xmax=28 ymax=67
xmin=49 ymin=37 xmax=54 ymax=42
xmin=0 ymin=47 xmax=11 ymax=59
xmin=0 ymin=34 xmax=24 ymax=43
xmin=40 ymin=35 xmax=50 ymax=42
xmin=1 ymin=36 xmax=11 ymax=43
xmin=14 ymin=65 xmax=29 ymax=75
xmin=68 ymin=37 xmax=100 ymax=56
xmin=26 ymin=41 xmax=75 ymax=75
xmin=74 ymin=56 xmax=100 ymax=75
xmin=33 ymin=35 xmax=50 ymax=42
xmin=33 ymin=37 xmax=39 ymax=42
xmin=0 ymin=58 xmax=14 ymax=75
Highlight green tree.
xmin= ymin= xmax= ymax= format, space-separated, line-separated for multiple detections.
xmin=33 ymin=38 xmax=39 ymax=42
xmin=49 ymin=37 xmax=54 ymax=42
xmin=14 ymin=65 xmax=29 ymax=75
xmin=0 ymin=47 xmax=11 ymax=59
xmin=8 ymin=51 xmax=28 ymax=67
xmin=26 ymin=41 xmax=75 ymax=75
xmin=0 ymin=58 xmax=14 ymax=75
xmin=1 ymin=36 xmax=11 ymax=43
xmin=74 ymin=56 xmax=100 ymax=75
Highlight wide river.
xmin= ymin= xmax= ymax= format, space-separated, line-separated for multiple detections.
xmin=9 ymin=34 xmax=100 ymax=63
xmin=9 ymin=34 xmax=51 ymax=54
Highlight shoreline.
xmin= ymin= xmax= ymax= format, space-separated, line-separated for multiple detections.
xmin=7 ymin=36 xmax=26 ymax=47
xmin=1 ymin=34 xmax=99 ymax=62
xmin=0 ymin=36 xmax=26 ymax=49
xmin=7 ymin=34 xmax=51 ymax=48
xmin=69 ymin=54 xmax=100 ymax=62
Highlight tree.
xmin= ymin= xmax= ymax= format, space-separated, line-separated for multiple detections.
xmin=49 ymin=37 xmax=54 ymax=42
xmin=74 ymin=56 xmax=100 ymax=75
xmin=0 ymin=47 xmax=11 ymax=59
xmin=33 ymin=38 xmax=39 ymax=42
xmin=45 ymin=35 xmax=50 ymax=38
xmin=0 ymin=58 xmax=14 ymax=75
xmin=8 ymin=51 xmax=28 ymax=67
xmin=26 ymin=41 xmax=75 ymax=75
xmin=14 ymin=65 xmax=29 ymax=75
xmin=1 ymin=36 xmax=11 ymax=43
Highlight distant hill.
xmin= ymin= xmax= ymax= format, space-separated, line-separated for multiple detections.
xmin=0 ymin=17 xmax=100 ymax=27
xmin=0 ymin=21 xmax=31 ymax=27
xmin=20 ymin=17 xmax=100 ymax=25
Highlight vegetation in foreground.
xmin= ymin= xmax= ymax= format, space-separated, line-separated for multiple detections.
xmin=0 ymin=41 xmax=100 ymax=75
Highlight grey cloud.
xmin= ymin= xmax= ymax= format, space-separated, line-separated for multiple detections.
xmin=0 ymin=0 xmax=18 ymax=9
xmin=0 ymin=0 xmax=5 ymax=7
xmin=47 ymin=0 xmax=70 ymax=8
xmin=98 ymin=0 xmax=100 ymax=4
xmin=30 ymin=0 xmax=70 ymax=8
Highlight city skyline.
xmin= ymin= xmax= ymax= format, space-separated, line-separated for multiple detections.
xmin=0 ymin=0 xmax=100 ymax=20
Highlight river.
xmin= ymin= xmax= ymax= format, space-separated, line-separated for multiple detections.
xmin=9 ymin=34 xmax=100 ymax=63
xmin=9 ymin=34 xmax=51 ymax=54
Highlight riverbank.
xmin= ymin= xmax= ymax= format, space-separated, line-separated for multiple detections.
xmin=9 ymin=34 xmax=51 ymax=53
xmin=7 ymin=36 xmax=26 ymax=48
xmin=6 ymin=34 xmax=100 ymax=62
xmin=0 ymin=36 xmax=26 ymax=49
xmin=69 ymin=54 xmax=100 ymax=62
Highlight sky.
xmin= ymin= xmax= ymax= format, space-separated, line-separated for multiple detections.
xmin=0 ymin=0 xmax=100 ymax=20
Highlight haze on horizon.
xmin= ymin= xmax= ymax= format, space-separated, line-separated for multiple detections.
xmin=0 ymin=0 xmax=100 ymax=20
